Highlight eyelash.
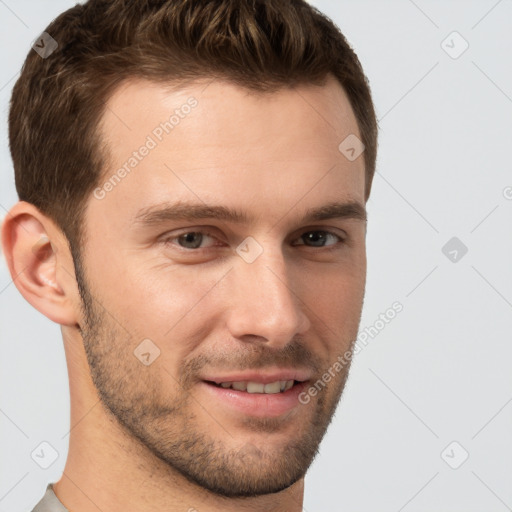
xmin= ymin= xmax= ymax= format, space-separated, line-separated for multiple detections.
xmin=161 ymin=229 xmax=346 ymax=252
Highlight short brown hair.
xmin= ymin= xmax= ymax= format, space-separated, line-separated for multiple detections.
xmin=9 ymin=0 xmax=378 ymax=255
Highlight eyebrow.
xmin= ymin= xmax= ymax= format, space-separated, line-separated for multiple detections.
xmin=134 ymin=199 xmax=367 ymax=227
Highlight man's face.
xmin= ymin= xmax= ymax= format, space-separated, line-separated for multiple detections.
xmin=76 ymin=76 xmax=367 ymax=497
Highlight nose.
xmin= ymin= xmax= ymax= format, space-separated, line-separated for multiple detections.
xmin=225 ymin=241 xmax=311 ymax=348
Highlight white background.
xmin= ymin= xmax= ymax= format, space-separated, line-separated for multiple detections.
xmin=1 ymin=1 xmax=511 ymax=511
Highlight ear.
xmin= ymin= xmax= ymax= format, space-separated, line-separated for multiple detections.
xmin=1 ymin=201 xmax=81 ymax=326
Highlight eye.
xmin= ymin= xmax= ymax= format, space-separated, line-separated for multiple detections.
xmin=294 ymin=230 xmax=345 ymax=249
xmin=164 ymin=231 xmax=219 ymax=250
xmin=161 ymin=228 xmax=346 ymax=252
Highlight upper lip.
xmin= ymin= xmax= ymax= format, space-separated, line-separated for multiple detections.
xmin=201 ymin=369 xmax=312 ymax=385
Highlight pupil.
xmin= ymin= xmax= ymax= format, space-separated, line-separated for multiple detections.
xmin=307 ymin=232 xmax=325 ymax=246
xmin=180 ymin=232 xmax=202 ymax=248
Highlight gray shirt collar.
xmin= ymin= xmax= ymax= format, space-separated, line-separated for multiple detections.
xmin=32 ymin=483 xmax=69 ymax=512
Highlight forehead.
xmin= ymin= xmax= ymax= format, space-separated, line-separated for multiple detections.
xmin=90 ymin=76 xmax=365 ymax=234
xmin=99 ymin=75 xmax=361 ymax=151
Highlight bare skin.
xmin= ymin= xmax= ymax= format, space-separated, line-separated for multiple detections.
xmin=2 ymin=75 xmax=367 ymax=512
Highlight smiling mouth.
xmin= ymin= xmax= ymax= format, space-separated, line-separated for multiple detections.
xmin=205 ymin=380 xmax=300 ymax=394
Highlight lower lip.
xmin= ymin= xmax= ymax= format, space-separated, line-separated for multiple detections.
xmin=199 ymin=381 xmax=308 ymax=418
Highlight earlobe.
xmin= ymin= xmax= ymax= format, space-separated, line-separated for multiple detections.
xmin=1 ymin=201 xmax=80 ymax=326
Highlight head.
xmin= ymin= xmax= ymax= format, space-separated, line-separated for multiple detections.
xmin=3 ymin=0 xmax=377 ymax=499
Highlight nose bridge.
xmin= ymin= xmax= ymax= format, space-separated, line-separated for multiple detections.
xmin=225 ymin=237 xmax=310 ymax=345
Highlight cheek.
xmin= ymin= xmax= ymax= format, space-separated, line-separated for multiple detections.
xmin=313 ymin=274 xmax=364 ymax=319
xmin=92 ymin=255 xmax=226 ymax=359
xmin=300 ymin=259 xmax=366 ymax=344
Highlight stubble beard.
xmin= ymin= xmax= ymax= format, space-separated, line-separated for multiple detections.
xmin=74 ymin=259 xmax=355 ymax=498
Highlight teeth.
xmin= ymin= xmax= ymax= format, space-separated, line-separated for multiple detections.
xmin=264 ymin=381 xmax=281 ymax=394
xmin=216 ymin=380 xmax=295 ymax=393
xmin=284 ymin=380 xmax=294 ymax=391
xmin=247 ymin=382 xmax=264 ymax=393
